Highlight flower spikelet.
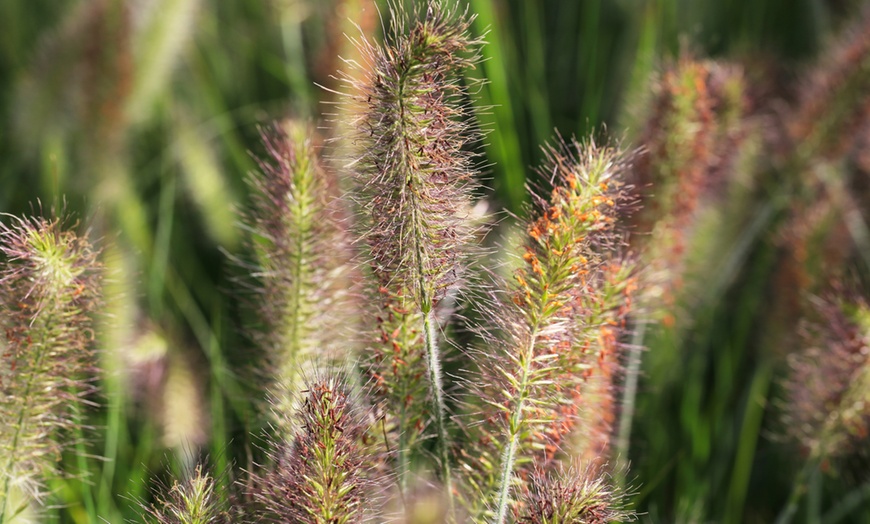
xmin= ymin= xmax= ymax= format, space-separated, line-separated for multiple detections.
xmin=250 ymin=375 xmax=379 ymax=524
xmin=245 ymin=120 xmax=356 ymax=425
xmin=0 ymin=215 xmax=101 ymax=514
xmin=516 ymin=464 xmax=634 ymax=524
xmin=460 ymin=138 xmax=635 ymax=522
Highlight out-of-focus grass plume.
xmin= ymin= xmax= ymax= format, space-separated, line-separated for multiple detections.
xmin=783 ymin=294 xmax=870 ymax=465
xmin=243 ymin=120 xmax=357 ymax=429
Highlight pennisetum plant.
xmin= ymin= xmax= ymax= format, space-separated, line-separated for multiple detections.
xmin=243 ymin=119 xmax=357 ymax=428
xmin=338 ymin=0 xmax=483 ymax=506
xmin=0 ymin=214 xmax=101 ymax=522
xmin=459 ymin=138 xmax=636 ymax=523
xmin=518 ymin=464 xmax=632 ymax=524
xmin=142 ymin=464 xmax=229 ymax=524
xmin=247 ymin=374 xmax=379 ymax=524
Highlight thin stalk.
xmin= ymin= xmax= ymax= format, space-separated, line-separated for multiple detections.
xmin=422 ymin=308 xmax=453 ymax=516
xmin=775 ymin=457 xmax=820 ymax=524
xmin=73 ymin=402 xmax=96 ymax=522
xmin=396 ymin=298 xmax=415 ymax=498
xmin=492 ymin=349 xmax=531 ymax=524
xmin=493 ymin=304 xmax=546 ymax=524
xmin=616 ymin=321 xmax=646 ymax=479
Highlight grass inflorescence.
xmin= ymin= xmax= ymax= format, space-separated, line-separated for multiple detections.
xmin=10 ymin=0 xmax=870 ymax=523
xmin=0 ymin=215 xmax=101 ymax=521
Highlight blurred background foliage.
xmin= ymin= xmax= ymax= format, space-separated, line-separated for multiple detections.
xmin=2 ymin=0 xmax=870 ymax=522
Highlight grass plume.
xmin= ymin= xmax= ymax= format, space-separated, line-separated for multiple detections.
xmin=783 ymin=294 xmax=870 ymax=464
xmin=460 ymin=138 xmax=635 ymax=523
xmin=143 ymin=464 xmax=228 ymax=524
xmin=341 ymin=0 xmax=484 ymax=504
xmin=248 ymin=374 xmax=378 ymax=524
xmin=245 ymin=120 xmax=356 ymax=427
xmin=0 ymin=214 xmax=101 ymax=520
xmin=517 ymin=464 xmax=633 ymax=524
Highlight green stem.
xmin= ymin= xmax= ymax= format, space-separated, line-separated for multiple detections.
xmin=422 ymin=308 xmax=454 ymax=518
xmin=492 ymin=353 xmax=531 ymax=524
xmin=775 ymin=457 xmax=820 ymax=524
xmin=396 ymin=300 xmax=414 ymax=499
xmin=493 ymin=312 xmax=544 ymax=524
xmin=615 ymin=320 xmax=646 ymax=478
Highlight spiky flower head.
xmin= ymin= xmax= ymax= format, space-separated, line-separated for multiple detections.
xmin=249 ymin=375 xmax=379 ymax=524
xmin=517 ymin=464 xmax=634 ymax=524
xmin=144 ymin=464 xmax=229 ymax=524
xmin=783 ymin=294 xmax=870 ymax=463
xmin=460 ymin=138 xmax=635 ymax=523
xmin=0 ymin=214 xmax=101 ymax=516
xmin=345 ymin=0 xmax=483 ymax=309
xmin=629 ymin=56 xmax=747 ymax=323
xmin=790 ymin=8 xmax=870 ymax=160
xmin=340 ymin=0 xmax=484 ymax=497
xmin=245 ymin=120 xmax=357 ymax=426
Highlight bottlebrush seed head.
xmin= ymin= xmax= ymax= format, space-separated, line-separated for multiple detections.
xmin=460 ymin=138 xmax=635 ymax=520
xmin=628 ymin=55 xmax=747 ymax=323
xmin=244 ymin=120 xmax=357 ymax=425
xmin=517 ymin=464 xmax=634 ymax=524
xmin=790 ymin=8 xmax=870 ymax=160
xmin=343 ymin=0 xmax=483 ymax=311
xmin=249 ymin=375 xmax=380 ymax=524
xmin=0 ymin=214 xmax=101 ymax=511
xmin=144 ymin=464 xmax=229 ymax=524
xmin=783 ymin=294 xmax=870 ymax=463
